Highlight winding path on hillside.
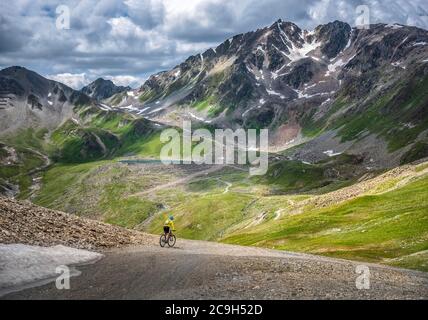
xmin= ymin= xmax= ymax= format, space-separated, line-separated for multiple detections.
xmin=131 ymin=165 xmax=228 ymax=197
xmin=3 ymin=239 xmax=428 ymax=300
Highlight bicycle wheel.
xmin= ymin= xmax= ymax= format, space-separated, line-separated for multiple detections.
xmin=168 ymin=234 xmax=176 ymax=247
xmin=160 ymin=234 xmax=167 ymax=247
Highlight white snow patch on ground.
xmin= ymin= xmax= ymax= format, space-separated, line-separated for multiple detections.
xmin=323 ymin=150 xmax=342 ymax=157
xmin=0 ymin=244 xmax=103 ymax=296
xmin=320 ymin=98 xmax=331 ymax=106
xmin=386 ymin=23 xmax=403 ymax=29
xmin=294 ymin=89 xmax=330 ymax=99
xmin=304 ymin=83 xmax=318 ymax=90
xmin=286 ymin=40 xmax=321 ymax=64
xmin=99 ymin=103 xmax=112 ymax=111
xmin=392 ymin=61 xmax=406 ymax=69
xmin=148 ymin=107 xmax=165 ymax=114
xmin=138 ymin=107 xmax=150 ymax=114
xmin=48 ymin=92 xmax=52 ymax=98
xmin=325 ymin=55 xmax=356 ymax=77
xmin=121 ymin=104 xmax=139 ymax=112
xmin=266 ymin=89 xmax=285 ymax=99
xmin=127 ymin=91 xmax=135 ymax=97
xmin=413 ymin=42 xmax=427 ymax=46
xmin=174 ymin=70 xmax=181 ymax=77
xmin=277 ymin=22 xmax=321 ymax=65
xmin=256 ymin=45 xmax=266 ymax=54
xmin=326 ymin=59 xmax=346 ymax=76
xmin=402 ymin=122 xmax=416 ymax=129
xmin=47 ymin=100 xmax=53 ymax=106
xmin=344 ymin=37 xmax=352 ymax=50
xmin=189 ymin=112 xmax=212 ymax=123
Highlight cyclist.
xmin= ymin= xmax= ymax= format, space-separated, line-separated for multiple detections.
xmin=163 ymin=215 xmax=176 ymax=241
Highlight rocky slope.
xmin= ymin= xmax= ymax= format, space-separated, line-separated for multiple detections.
xmin=5 ymin=240 xmax=428 ymax=300
xmin=81 ymin=78 xmax=130 ymax=101
xmin=0 ymin=66 xmax=94 ymax=134
xmin=108 ymin=20 xmax=428 ymax=168
xmin=1 ymin=21 xmax=427 ymax=170
xmin=0 ymin=196 xmax=154 ymax=249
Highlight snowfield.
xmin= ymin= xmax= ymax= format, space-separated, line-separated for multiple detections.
xmin=0 ymin=244 xmax=103 ymax=296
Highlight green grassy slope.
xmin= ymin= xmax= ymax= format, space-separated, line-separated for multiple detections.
xmin=50 ymin=109 xmax=164 ymax=163
xmin=33 ymin=161 xmax=161 ymax=225
xmin=300 ymin=70 xmax=428 ymax=153
xmin=0 ymin=129 xmax=49 ymax=198
xmin=0 ymin=146 xmax=45 ymax=199
xmin=222 ymin=169 xmax=428 ymax=271
xmin=147 ymin=192 xmax=254 ymax=240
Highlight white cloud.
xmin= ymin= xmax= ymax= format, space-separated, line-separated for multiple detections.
xmin=108 ymin=17 xmax=146 ymax=39
xmin=47 ymin=72 xmax=144 ymax=89
xmin=104 ymin=75 xmax=145 ymax=88
xmin=47 ymin=73 xmax=90 ymax=89
xmin=1 ymin=0 xmax=427 ymax=89
xmin=308 ymin=0 xmax=428 ymax=29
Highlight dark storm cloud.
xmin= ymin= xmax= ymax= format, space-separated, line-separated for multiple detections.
xmin=0 ymin=16 xmax=32 ymax=53
xmin=0 ymin=0 xmax=427 ymax=89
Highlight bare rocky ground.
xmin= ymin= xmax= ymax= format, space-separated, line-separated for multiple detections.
xmin=1 ymin=197 xmax=427 ymax=300
xmin=3 ymin=240 xmax=428 ymax=300
xmin=0 ymin=196 xmax=154 ymax=249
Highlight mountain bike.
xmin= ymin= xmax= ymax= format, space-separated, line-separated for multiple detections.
xmin=160 ymin=231 xmax=176 ymax=248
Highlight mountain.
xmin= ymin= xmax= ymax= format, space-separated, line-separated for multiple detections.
xmin=109 ymin=20 xmax=428 ymax=169
xmin=0 ymin=67 xmax=163 ymax=198
xmin=1 ymin=20 xmax=427 ymax=273
xmin=2 ymin=21 xmax=428 ymax=169
xmin=81 ymin=78 xmax=131 ymax=101
xmin=0 ymin=66 xmax=92 ymax=134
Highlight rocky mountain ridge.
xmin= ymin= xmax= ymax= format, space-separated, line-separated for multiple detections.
xmin=105 ymin=20 xmax=428 ymax=168
xmin=81 ymin=78 xmax=131 ymax=101
xmin=1 ymin=20 xmax=427 ymax=169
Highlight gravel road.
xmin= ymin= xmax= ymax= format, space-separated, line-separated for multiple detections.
xmin=3 ymin=239 xmax=428 ymax=300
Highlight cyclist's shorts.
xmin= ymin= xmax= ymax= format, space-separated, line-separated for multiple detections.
xmin=163 ymin=226 xmax=170 ymax=233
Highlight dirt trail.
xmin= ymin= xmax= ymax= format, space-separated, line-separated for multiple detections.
xmin=132 ymin=165 xmax=227 ymax=197
xmin=3 ymin=239 xmax=428 ymax=300
xmin=25 ymin=148 xmax=52 ymax=199
xmin=92 ymin=133 xmax=107 ymax=155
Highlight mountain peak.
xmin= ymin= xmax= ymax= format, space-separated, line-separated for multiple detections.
xmin=81 ymin=78 xmax=130 ymax=101
xmin=0 ymin=66 xmax=37 ymax=77
xmin=1 ymin=66 xmax=26 ymax=72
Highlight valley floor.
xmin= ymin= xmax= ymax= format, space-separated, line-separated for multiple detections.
xmin=3 ymin=239 xmax=428 ymax=300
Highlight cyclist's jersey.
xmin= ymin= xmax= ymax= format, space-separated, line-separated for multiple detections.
xmin=164 ymin=219 xmax=175 ymax=230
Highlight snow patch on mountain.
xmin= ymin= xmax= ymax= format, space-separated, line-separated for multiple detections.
xmin=189 ymin=112 xmax=212 ymax=123
xmin=267 ymin=89 xmax=285 ymax=99
xmin=323 ymin=150 xmax=343 ymax=157
xmin=325 ymin=55 xmax=356 ymax=77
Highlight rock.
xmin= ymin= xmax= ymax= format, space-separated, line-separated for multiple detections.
xmin=0 ymin=196 xmax=154 ymax=250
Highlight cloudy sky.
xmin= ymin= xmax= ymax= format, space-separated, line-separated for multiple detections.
xmin=1 ymin=0 xmax=427 ymax=89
